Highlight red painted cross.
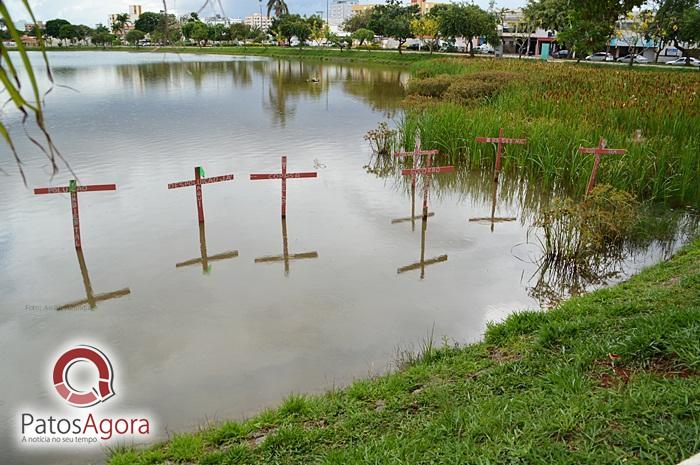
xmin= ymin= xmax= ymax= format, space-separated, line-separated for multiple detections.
xmin=397 ymin=215 xmax=448 ymax=279
xmin=394 ymin=140 xmax=439 ymax=190
xmin=34 ymin=180 xmax=117 ymax=249
xmin=578 ymin=137 xmax=626 ymax=195
xmin=57 ymin=248 xmax=131 ymax=310
xmin=393 ymin=141 xmax=440 ymax=230
xmin=255 ymin=217 xmax=318 ymax=276
xmin=250 ymin=156 xmax=317 ymax=217
xmin=168 ymin=166 xmax=235 ymax=223
xmin=176 ymin=222 xmax=239 ymax=275
xmin=475 ymin=128 xmax=527 ymax=182
xmin=401 ymin=153 xmax=454 ymax=218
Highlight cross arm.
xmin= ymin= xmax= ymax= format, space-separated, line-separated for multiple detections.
xmin=397 ymin=255 xmax=448 ymax=274
xmin=578 ymin=147 xmax=626 ymax=155
xmin=401 ymin=166 xmax=454 ymax=176
xmin=475 ymin=137 xmax=527 ymax=145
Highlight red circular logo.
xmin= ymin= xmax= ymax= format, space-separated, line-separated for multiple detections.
xmin=52 ymin=345 xmax=115 ymax=408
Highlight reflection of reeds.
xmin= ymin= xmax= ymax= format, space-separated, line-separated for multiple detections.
xmin=400 ymin=58 xmax=700 ymax=206
xmin=528 ymin=186 xmax=700 ymax=307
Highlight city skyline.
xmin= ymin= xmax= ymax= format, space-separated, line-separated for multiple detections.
xmin=7 ymin=0 xmax=527 ymax=26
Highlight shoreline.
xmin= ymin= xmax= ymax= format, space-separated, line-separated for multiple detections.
xmin=109 ymin=238 xmax=700 ymax=465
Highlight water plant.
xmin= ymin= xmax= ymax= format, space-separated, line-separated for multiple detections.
xmin=398 ymin=58 xmax=700 ymax=206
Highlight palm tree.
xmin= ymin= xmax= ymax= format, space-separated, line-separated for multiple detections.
xmin=266 ymin=0 xmax=289 ymax=18
xmin=111 ymin=13 xmax=130 ymax=35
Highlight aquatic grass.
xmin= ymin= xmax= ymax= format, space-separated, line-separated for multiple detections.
xmin=400 ymin=59 xmax=700 ymax=206
xmin=109 ymin=239 xmax=700 ymax=465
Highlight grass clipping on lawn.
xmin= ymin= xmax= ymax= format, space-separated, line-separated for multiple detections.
xmin=109 ymin=238 xmax=700 ymax=464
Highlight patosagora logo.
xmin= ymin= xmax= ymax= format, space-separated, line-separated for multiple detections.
xmin=52 ymin=345 xmax=115 ymax=408
xmin=18 ymin=343 xmax=152 ymax=448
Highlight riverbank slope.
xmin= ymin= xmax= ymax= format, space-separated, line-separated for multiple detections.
xmin=109 ymin=238 xmax=700 ymax=464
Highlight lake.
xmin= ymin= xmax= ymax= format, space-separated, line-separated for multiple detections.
xmin=0 ymin=51 xmax=693 ymax=464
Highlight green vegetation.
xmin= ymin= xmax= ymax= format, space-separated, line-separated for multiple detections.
xmin=399 ymin=58 xmax=700 ymax=206
xmin=109 ymin=238 xmax=700 ymax=464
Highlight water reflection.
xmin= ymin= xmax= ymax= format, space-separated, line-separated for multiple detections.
xmin=397 ymin=214 xmax=448 ymax=279
xmin=254 ymin=217 xmax=318 ymax=277
xmin=57 ymin=248 xmax=131 ymax=310
xmin=176 ymin=222 xmax=239 ymax=275
xmin=112 ymin=56 xmax=406 ymax=127
xmin=468 ymin=180 xmax=517 ymax=232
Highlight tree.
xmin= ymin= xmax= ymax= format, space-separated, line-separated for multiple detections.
xmin=267 ymin=0 xmax=290 ymax=18
xmin=410 ymin=16 xmax=439 ymax=53
xmin=368 ymin=0 xmax=419 ymax=54
xmin=45 ymin=19 xmax=70 ymax=38
xmin=677 ymin=6 xmax=700 ymax=63
xmin=230 ymin=23 xmax=253 ymax=43
xmin=525 ymin=0 xmax=644 ymax=61
xmin=126 ymin=29 xmax=146 ymax=45
xmin=58 ymin=24 xmax=76 ymax=44
xmin=650 ymin=0 xmax=700 ymax=64
xmin=209 ymin=23 xmax=231 ymax=43
xmin=327 ymin=31 xmax=352 ymax=51
xmin=270 ymin=14 xmax=312 ymax=46
xmin=352 ymin=28 xmax=375 ymax=47
xmin=91 ymin=25 xmax=115 ymax=47
xmin=307 ymin=15 xmax=326 ymax=45
xmin=616 ymin=9 xmax=654 ymax=66
xmin=134 ymin=12 xmax=161 ymax=33
xmin=343 ymin=9 xmax=372 ymax=33
xmin=191 ymin=22 xmax=211 ymax=46
xmin=433 ymin=4 xmax=498 ymax=55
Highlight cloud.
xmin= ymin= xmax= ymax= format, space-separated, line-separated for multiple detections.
xmin=8 ymin=0 xmax=526 ymax=26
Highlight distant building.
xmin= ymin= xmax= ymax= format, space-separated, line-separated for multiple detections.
xmin=410 ymin=0 xmax=441 ymax=15
xmin=129 ymin=5 xmax=143 ymax=19
xmin=24 ymin=22 xmax=44 ymax=33
xmin=329 ymin=0 xmax=358 ymax=32
xmin=108 ymin=4 xmax=142 ymax=34
xmin=204 ymin=14 xmax=233 ymax=26
xmin=244 ymin=13 xmax=273 ymax=31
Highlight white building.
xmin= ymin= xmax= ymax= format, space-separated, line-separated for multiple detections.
xmin=204 ymin=14 xmax=233 ymax=26
xmin=329 ymin=0 xmax=358 ymax=32
xmin=244 ymin=13 xmax=273 ymax=31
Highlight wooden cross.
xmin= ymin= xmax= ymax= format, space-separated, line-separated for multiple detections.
xmin=468 ymin=180 xmax=516 ymax=232
xmin=400 ymin=152 xmax=454 ymax=218
xmin=250 ymin=156 xmax=317 ymax=218
xmin=255 ymin=217 xmax=318 ymax=277
xmin=397 ymin=214 xmax=448 ymax=279
xmin=393 ymin=141 xmax=439 ymax=230
xmin=168 ymin=166 xmax=235 ymax=223
xmin=578 ymin=137 xmax=625 ymax=195
xmin=176 ymin=222 xmax=239 ymax=274
xmin=34 ymin=180 xmax=117 ymax=249
xmin=475 ymin=128 xmax=527 ymax=182
xmin=57 ymin=248 xmax=131 ymax=310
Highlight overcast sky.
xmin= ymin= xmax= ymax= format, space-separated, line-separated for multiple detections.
xmin=7 ymin=0 xmax=527 ymax=26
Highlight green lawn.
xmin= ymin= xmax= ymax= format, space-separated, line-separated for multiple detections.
xmin=109 ymin=238 xmax=700 ymax=465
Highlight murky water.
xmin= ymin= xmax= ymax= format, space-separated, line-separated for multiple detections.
xmin=0 ymin=52 xmax=693 ymax=464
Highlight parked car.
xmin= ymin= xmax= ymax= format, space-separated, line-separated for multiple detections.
xmin=617 ymin=54 xmax=649 ymax=64
xmin=553 ymin=49 xmax=570 ymax=59
xmin=475 ymin=43 xmax=494 ymax=54
xmin=585 ymin=52 xmax=614 ymax=62
xmin=667 ymin=57 xmax=700 ymax=67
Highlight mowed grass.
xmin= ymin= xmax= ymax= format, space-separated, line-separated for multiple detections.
xmin=109 ymin=238 xmax=700 ymax=465
xmin=401 ymin=58 xmax=700 ymax=206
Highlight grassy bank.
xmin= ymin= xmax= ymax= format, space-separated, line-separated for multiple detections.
xmin=398 ymin=58 xmax=700 ymax=207
xmin=109 ymin=238 xmax=700 ymax=465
